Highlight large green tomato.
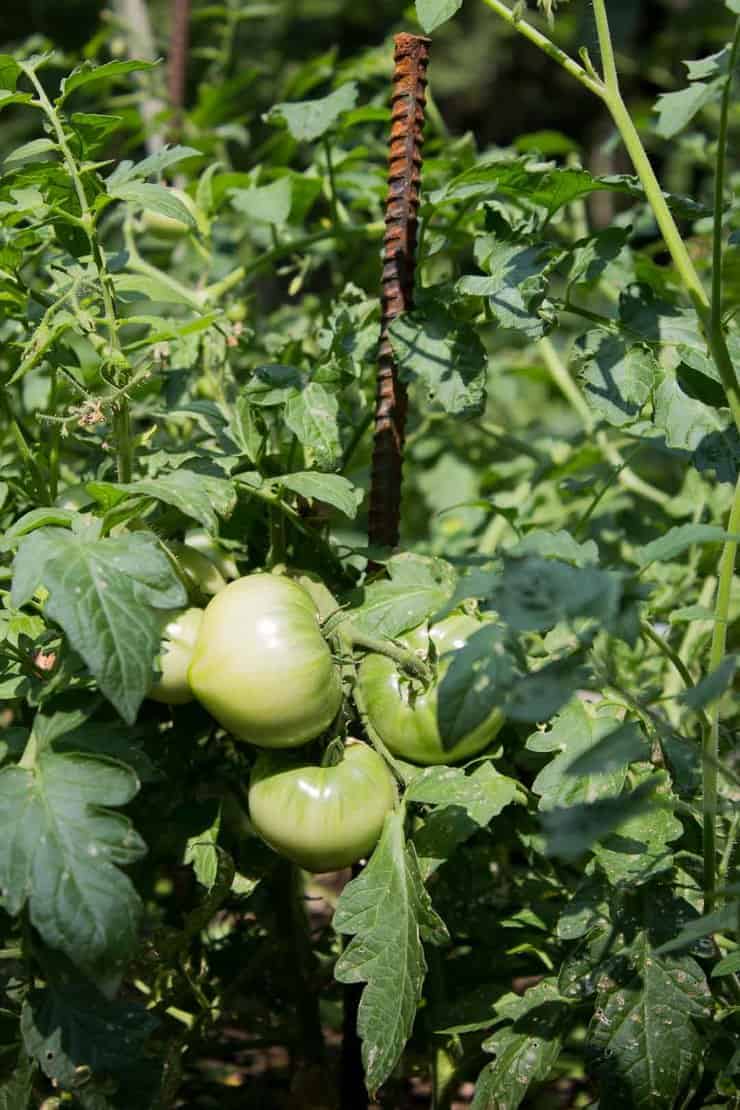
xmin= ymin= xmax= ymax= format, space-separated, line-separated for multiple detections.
xmin=357 ymin=614 xmax=505 ymax=765
xmin=149 ymin=607 xmax=204 ymax=705
xmin=188 ymin=574 xmax=343 ymax=747
xmin=248 ymin=741 xmax=397 ymax=871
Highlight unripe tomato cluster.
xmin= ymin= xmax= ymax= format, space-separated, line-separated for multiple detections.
xmin=150 ymin=539 xmax=502 ymax=871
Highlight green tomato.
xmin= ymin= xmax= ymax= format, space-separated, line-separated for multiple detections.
xmin=170 ymin=543 xmax=227 ymax=600
xmin=357 ymin=614 xmax=505 ymax=765
xmin=248 ymin=741 xmax=397 ymax=871
xmin=184 ymin=529 xmax=239 ymax=581
xmin=188 ymin=573 xmax=343 ymax=747
xmin=149 ymin=607 xmax=204 ymax=705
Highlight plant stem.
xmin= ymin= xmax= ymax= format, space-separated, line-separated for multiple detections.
xmin=23 ymin=63 xmax=136 ymax=480
xmin=343 ymin=628 xmax=432 ymax=684
xmin=478 ymin=0 xmax=603 ymax=95
xmin=704 ymin=474 xmax=740 ymax=910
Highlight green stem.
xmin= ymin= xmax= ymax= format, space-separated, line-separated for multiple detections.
xmin=704 ymin=474 xmax=740 ymax=910
xmin=343 ymin=628 xmax=432 ymax=684
xmin=478 ymin=0 xmax=603 ymax=95
xmin=272 ymin=860 xmax=326 ymax=1068
xmin=640 ymin=620 xmax=695 ymax=693
xmin=323 ymin=137 xmax=341 ymax=241
xmin=23 ymin=62 xmax=136 ymax=479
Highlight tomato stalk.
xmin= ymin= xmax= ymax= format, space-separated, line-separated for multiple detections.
xmin=342 ymin=627 xmax=433 ymax=684
xmin=703 ymin=474 xmax=740 ymax=911
xmin=20 ymin=60 xmax=135 ymax=482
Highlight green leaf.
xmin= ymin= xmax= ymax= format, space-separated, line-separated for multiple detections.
xmin=416 ymin=0 xmax=463 ymax=33
xmin=3 ymin=139 xmax=57 ymax=168
xmin=107 ymin=181 xmax=196 ymax=228
xmin=495 ymin=557 xmax=622 ymax=633
xmin=183 ymin=802 xmax=222 ymax=890
xmin=390 ymin=301 xmax=487 ymax=417
xmin=11 ymin=529 xmax=187 ymax=723
xmin=587 ymin=933 xmax=711 ymax=1107
xmin=506 ymin=529 xmax=598 ymax=567
xmin=567 ymin=226 xmax=630 ymax=289
xmin=458 ymin=238 xmax=552 ymax=339
xmin=472 ymin=981 xmax=572 ymax=1110
xmin=540 ymin=780 xmax=662 ymax=861
xmin=577 ymin=335 xmax=657 ymax=428
xmin=636 ymin=524 xmax=740 ymax=566
xmin=563 ymin=721 xmax=649 ymax=777
xmin=59 ymin=59 xmax=159 ymax=101
xmin=0 ymin=55 xmax=21 ymax=92
xmin=680 ymin=655 xmax=738 ymax=710
xmin=333 ymin=811 xmax=448 ymax=1096
xmin=0 ymin=752 xmax=145 ymax=979
xmin=437 ymin=624 xmax=517 ymax=744
xmin=69 ymin=112 xmax=124 ymax=156
xmin=346 ymin=554 xmax=456 ymax=638
xmin=654 ymin=79 xmax=723 ymax=139
xmin=229 ymin=178 xmax=293 ymax=225
xmin=3 ymin=507 xmax=78 ymax=546
xmin=527 ymin=702 xmax=632 ymax=811
xmin=409 ymin=762 xmax=521 ymax=876
xmin=86 ymin=471 xmax=236 ymax=532
xmin=654 ymin=375 xmax=739 ymax=482
xmin=593 ymin=770 xmax=683 ymax=885
xmin=266 ymin=82 xmax=358 ymax=142
xmin=106 ymin=144 xmax=200 ymax=186
xmin=21 ymin=974 xmax=157 ymax=1088
xmin=280 ymin=471 xmax=362 ymax=518
xmin=656 ymin=905 xmax=735 ymax=956
xmin=284 ymin=382 xmax=341 ymax=470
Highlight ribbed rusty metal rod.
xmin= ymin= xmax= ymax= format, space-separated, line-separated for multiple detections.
xmin=367 ymin=33 xmax=430 ymax=551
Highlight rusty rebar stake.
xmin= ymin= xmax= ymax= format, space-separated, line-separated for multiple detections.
xmin=367 ymin=32 xmax=430 ymax=552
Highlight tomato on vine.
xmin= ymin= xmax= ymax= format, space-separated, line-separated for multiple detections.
xmin=149 ymin=607 xmax=204 ymax=705
xmin=188 ymin=573 xmax=343 ymax=747
xmin=248 ymin=740 xmax=397 ymax=871
xmin=356 ymin=614 xmax=505 ymax=765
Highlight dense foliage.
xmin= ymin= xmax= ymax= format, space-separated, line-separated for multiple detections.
xmin=0 ymin=0 xmax=738 ymax=1106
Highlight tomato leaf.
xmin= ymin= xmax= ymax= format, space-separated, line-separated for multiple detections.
xmin=333 ymin=810 xmax=448 ymax=1096
xmin=408 ymin=763 xmax=521 ymax=876
xmin=415 ymin=0 xmax=463 ymax=33
xmin=265 ymin=82 xmax=358 ymax=142
xmin=587 ymin=933 xmax=711 ymax=1106
xmin=284 ymin=382 xmax=341 ymax=470
xmin=86 ymin=471 xmax=236 ymax=531
xmin=11 ymin=529 xmax=187 ymax=723
xmin=391 ymin=298 xmax=488 ymax=417
xmin=58 ymin=59 xmax=159 ymax=102
xmin=436 ymin=624 xmax=517 ymax=744
xmin=281 ymin=471 xmax=362 ymax=518
xmin=21 ymin=969 xmax=157 ymax=1088
xmin=346 ymin=553 xmax=457 ymax=638
xmin=472 ymin=981 xmax=572 ymax=1110
xmin=0 ymin=751 xmax=145 ymax=982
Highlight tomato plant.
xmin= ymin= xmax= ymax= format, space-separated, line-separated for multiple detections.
xmin=248 ymin=741 xmax=398 ymax=871
xmin=357 ymin=614 xmax=506 ymax=763
xmin=188 ymin=573 xmax=344 ymax=746
xmin=0 ymin=0 xmax=738 ymax=1107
